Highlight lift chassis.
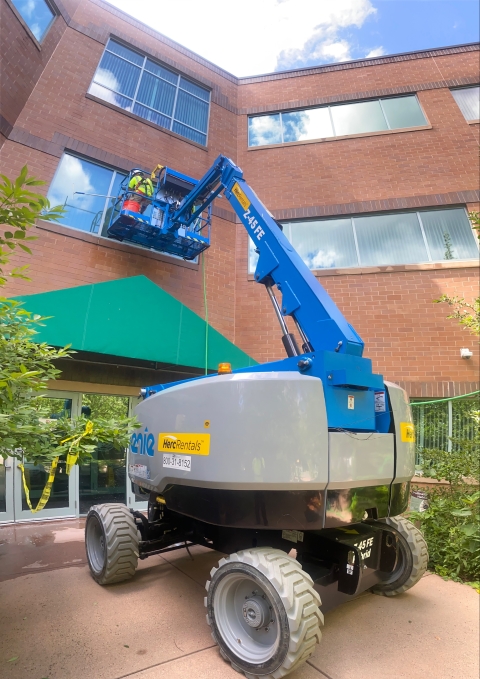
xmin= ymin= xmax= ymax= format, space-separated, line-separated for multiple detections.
xmin=132 ymin=494 xmax=422 ymax=610
xmin=85 ymin=155 xmax=428 ymax=679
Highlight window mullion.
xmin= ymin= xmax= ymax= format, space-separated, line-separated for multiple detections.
xmin=416 ymin=211 xmax=432 ymax=261
xmin=280 ymin=112 xmax=284 ymax=144
xmin=171 ymin=73 xmax=181 ymax=131
xmin=350 ymin=217 xmax=361 ymax=265
xmin=131 ymin=55 xmax=147 ymax=108
xmin=378 ymin=99 xmax=391 ymax=130
xmin=327 ymin=106 xmax=336 ymax=136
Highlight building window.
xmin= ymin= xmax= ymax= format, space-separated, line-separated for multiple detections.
xmin=88 ymin=39 xmax=210 ymax=145
xmin=451 ymin=86 xmax=480 ymax=122
xmin=46 ymin=153 xmax=197 ymax=262
xmin=10 ymin=0 xmax=55 ymax=42
xmin=248 ymin=95 xmax=427 ymax=147
xmin=46 ymin=154 xmax=127 ymax=237
xmin=248 ymin=207 xmax=479 ymax=272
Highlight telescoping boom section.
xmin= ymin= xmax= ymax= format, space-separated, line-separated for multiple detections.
xmin=130 ymin=155 xmax=388 ymax=432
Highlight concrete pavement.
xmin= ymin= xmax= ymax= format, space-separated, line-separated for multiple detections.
xmin=0 ymin=519 xmax=478 ymax=679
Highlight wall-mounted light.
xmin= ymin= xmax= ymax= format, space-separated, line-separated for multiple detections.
xmin=460 ymin=348 xmax=473 ymax=359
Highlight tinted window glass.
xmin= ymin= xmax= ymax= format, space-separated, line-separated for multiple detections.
xmin=47 ymin=155 xmax=113 ymax=234
xmin=282 ymin=108 xmax=334 ymax=142
xmin=136 ymin=72 xmax=176 ymax=115
xmin=420 ymin=208 xmax=479 ymax=261
xmin=248 ymin=208 xmax=478 ymax=273
xmin=248 ymin=114 xmax=282 ymax=146
xmin=289 ymin=219 xmax=358 ymax=269
xmin=248 ymin=95 xmax=426 ymax=147
xmin=451 ymin=87 xmax=480 ymax=121
xmin=96 ymin=51 xmax=141 ymax=98
xmin=11 ymin=0 xmax=54 ymax=41
xmin=331 ymin=100 xmax=388 ymax=136
xmin=354 ymin=212 xmax=428 ymax=266
xmin=145 ymin=59 xmax=178 ymax=83
xmin=89 ymin=40 xmax=210 ymax=144
xmin=381 ymin=95 xmax=426 ymax=129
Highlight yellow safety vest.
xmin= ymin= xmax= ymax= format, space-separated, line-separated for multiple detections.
xmin=128 ymin=175 xmax=153 ymax=197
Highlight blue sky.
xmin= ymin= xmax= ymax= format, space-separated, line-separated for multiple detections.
xmin=107 ymin=0 xmax=479 ymax=76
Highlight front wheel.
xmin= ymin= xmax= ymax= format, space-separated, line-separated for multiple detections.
xmin=372 ymin=516 xmax=428 ymax=596
xmin=205 ymin=547 xmax=323 ymax=678
xmin=85 ymin=503 xmax=139 ymax=585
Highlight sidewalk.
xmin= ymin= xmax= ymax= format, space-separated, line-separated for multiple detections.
xmin=1 ymin=519 xmax=478 ymax=679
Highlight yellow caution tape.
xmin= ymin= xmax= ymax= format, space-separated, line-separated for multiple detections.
xmin=20 ymin=420 xmax=95 ymax=514
xmin=61 ymin=420 xmax=94 ymax=474
xmin=19 ymin=457 xmax=59 ymax=514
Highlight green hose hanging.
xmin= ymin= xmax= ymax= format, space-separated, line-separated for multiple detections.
xmin=410 ymin=390 xmax=479 ymax=406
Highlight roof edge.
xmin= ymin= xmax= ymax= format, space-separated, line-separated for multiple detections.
xmin=84 ymin=3 xmax=480 ymax=85
xmin=238 ymin=43 xmax=480 ymax=83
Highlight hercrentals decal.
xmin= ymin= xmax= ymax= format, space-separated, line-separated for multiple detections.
xmin=158 ymin=433 xmax=210 ymax=455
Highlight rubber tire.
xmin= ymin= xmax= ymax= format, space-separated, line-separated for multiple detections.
xmin=205 ymin=548 xmax=323 ymax=679
xmin=372 ymin=516 xmax=428 ymax=597
xmin=85 ymin=503 xmax=139 ymax=585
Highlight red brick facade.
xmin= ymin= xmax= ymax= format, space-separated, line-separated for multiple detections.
xmin=1 ymin=0 xmax=479 ymax=397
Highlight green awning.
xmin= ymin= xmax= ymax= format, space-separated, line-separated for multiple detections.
xmin=16 ymin=276 xmax=257 ymax=372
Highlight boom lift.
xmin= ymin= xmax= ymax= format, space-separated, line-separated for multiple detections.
xmin=85 ymin=156 xmax=428 ymax=679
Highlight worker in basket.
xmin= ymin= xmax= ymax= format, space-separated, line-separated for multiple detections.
xmin=125 ymin=169 xmax=154 ymax=213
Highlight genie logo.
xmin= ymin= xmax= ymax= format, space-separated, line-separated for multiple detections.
xmin=130 ymin=428 xmax=155 ymax=457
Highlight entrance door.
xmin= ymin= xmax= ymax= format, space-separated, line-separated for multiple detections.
xmin=13 ymin=393 xmax=80 ymax=522
xmin=78 ymin=394 xmax=130 ymax=514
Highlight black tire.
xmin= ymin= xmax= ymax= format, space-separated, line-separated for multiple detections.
xmin=85 ymin=503 xmax=139 ymax=585
xmin=205 ymin=547 xmax=323 ymax=678
xmin=372 ymin=516 xmax=428 ymax=596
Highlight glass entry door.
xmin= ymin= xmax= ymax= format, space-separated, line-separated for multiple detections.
xmin=13 ymin=392 xmax=80 ymax=521
xmin=78 ymin=394 xmax=130 ymax=514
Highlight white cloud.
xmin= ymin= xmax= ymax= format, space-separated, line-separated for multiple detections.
xmin=303 ymin=249 xmax=337 ymax=269
xmin=48 ymin=155 xmax=95 ymax=210
xmin=365 ymin=46 xmax=385 ymax=58
xmin=106 ymin=0 xmax=377 ymax=76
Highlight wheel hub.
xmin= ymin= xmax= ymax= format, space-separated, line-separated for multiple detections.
xmin=242 ymin=595 xmax=270 ymax=629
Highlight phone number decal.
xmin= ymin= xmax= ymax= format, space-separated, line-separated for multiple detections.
xmin=163 ymin=454 xmax=191 ymax=471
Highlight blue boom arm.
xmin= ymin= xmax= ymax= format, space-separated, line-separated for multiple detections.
xmin=171 ymin=155 xmax=364 ymax=357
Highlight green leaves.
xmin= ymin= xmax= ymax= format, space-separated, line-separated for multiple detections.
xmin=0 ymin=296 xmax=139 ymax=467
xmin=0 ymin=166 xmax=66 ymax=285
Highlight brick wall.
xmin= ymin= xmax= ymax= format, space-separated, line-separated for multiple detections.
xmin=1 ymin=0 xmax=478 ymax=395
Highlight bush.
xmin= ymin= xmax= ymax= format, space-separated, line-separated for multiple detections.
xmin=411 ymin=410 xmax=480 ymax=586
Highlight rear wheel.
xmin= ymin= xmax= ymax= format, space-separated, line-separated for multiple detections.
xmin=373 ymin=516 xmax=428 ymax=596
xmin=205 ymin=547 xmax=323 ymax=678
xmin=85 ymin=503 xmax=139 ymax=585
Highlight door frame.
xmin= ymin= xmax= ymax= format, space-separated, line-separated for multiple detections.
xmin=0 ymin=456 xmax=15 ymax=523
xmin=13 ymin=391 xmax=81 ymax=522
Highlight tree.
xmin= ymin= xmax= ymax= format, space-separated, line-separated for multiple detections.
xmin=0 ymin=167 xmax=138 ymax=473
xmin=0 ymin=165 xmax=64 ymax=285
xmin=434 ymin=212 xmax=480 ymax=336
